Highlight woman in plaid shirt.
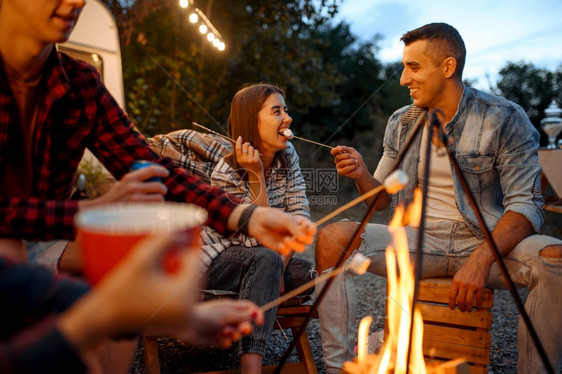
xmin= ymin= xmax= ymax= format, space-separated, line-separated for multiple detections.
xmin=202 ymin=83 xmax=315 ymax=374
xmin=0 ymin=0 xmax=316 ymax=259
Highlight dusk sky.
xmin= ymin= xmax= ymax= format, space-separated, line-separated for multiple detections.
xmin=335 ymin=0 xmax=562 ymax=90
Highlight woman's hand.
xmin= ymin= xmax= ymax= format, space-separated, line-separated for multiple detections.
xmin=58 ymin=234 xmax=203 ymax=349
xmin=235 ymin=136 xmax=263 ymax=177
xmin=177 ymin=299 xmax=263 ymax=348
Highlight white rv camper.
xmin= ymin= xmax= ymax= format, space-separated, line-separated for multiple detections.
xmin=58 ymin=0 xmax=124 ymax=190
xmin=59 ymin=0 xmax=125 ymax=107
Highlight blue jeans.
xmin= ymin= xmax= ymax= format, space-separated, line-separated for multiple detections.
xmin=316 ymin=220 xmax=562 ymax=374
xmin=205 ymin=246 xmax=314 ymax=356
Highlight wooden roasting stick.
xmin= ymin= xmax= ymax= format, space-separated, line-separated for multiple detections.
xmin=192 ymin=122 xmax=236 ymax=144
xmin=260 ymin=170 xmax=409 ymax=313
xmin=193 ymin=122 xmax=263 ymax=155
xmin=280 ymin=129 xmax=334 ymax=150
xmin=315 ymin=170 xmax=409 ymax=226
xmin=293 ymin=135 xmax=334 ymax=149
xmin=260 ymin=252 xmax=371 ymax=312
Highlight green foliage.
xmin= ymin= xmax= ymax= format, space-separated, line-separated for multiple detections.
xmin=75 ymin=158 xmax=112 ymax=198
xmin=99 ymin=0 xmax=411 ymax=152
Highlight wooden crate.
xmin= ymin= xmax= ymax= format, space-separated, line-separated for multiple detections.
xmin=386 ymin=278 xmax=494 ymax=374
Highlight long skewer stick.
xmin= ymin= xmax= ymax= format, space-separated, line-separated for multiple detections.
xmin=260 ymin=263 xmax=347 ymax=312
xmin=292 ymin=135 xmax=334 ymax=150
xmin=260 ymin=253 xmax=370 ymax=312
xmin=315 ymin=184 xmax=385 ymax=226
xmin=192 ymin=122 xmax=236 ymax=144
xmin=315 ymin=170 xmax=408 ymax=226
xmin=260 ymin=172 xmax=407 ymax=311
xmin=193 ymin=122 xmax=263 ymax=156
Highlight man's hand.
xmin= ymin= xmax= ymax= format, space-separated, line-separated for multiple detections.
xmin=449 ymin=249 xmax=493 ymax=312
xmin=248 ymin=207 xmax=316 ymax=255
xmin=330 ymin=145 xmax=389 ymax=209
xmin=78 ymin=165 xmax=170 ymax=210
xmin=178 ymin=299 xmax=264 ymax=348
xmin=331 ymin=146 xmax=369 ymax=181
xmin=449 ymin=211 xmax=535 ymax=312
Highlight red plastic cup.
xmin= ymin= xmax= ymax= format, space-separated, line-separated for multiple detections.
xmin=75 ymin=202 xmax=207 ymax=285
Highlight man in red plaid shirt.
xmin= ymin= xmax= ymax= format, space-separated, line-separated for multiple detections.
xmin=0 ymin=0 xmax=316 ymax=260
xmin=0 ymin=0 xmax=316 ymax=372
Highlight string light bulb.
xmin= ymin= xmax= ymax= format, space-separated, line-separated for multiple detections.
xmin=179 ymin=2 xmax=226 ymax=52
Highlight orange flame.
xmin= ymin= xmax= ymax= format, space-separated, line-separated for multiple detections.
xmin=345 ymin=189 xmax=426 ymax=374
xmin=377 ymin=188 xmax=426 ymax=374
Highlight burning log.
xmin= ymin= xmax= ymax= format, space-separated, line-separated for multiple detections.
xmin=342 ymin=356 xmax=470 ymax=374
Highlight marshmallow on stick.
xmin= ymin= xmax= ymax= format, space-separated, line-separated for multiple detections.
xmin=279 ymin=129 xmax=334 ymax=150
xmin=260 ymin=253 xmax=371 ymax=312
xmin=315 ymin=170 xmax=409 ymax=226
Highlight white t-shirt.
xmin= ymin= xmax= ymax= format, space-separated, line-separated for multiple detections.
xmin=417 ymin=125 xmax=464 ymax=223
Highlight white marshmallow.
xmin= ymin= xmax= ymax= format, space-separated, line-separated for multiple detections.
xmin=383 ymin=170 xmax=409 ymax=194
xmin=349 ymin=253 xmax=371 ymax=275
xmin=282 ymin=129 xmax=294 ymax=139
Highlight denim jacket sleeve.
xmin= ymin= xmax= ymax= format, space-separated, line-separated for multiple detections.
xmin=495 ymin=104 xmax=544 ymax=231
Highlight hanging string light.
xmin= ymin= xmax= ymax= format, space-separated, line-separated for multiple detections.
xmin=178 ymin=0 xmax=225 ymax=51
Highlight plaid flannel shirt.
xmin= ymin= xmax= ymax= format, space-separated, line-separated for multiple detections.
xmin=0 ymin=50 xmax=237 ymax=240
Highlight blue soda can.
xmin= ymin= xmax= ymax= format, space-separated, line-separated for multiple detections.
xmin=130 ymin=160 xmax=162 ymax=182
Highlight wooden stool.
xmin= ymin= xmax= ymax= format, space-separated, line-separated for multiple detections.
xmin=385 ymin=278 xmax=494 ymax=374
xmin=143 ymin=302 xmax=318 ymax=374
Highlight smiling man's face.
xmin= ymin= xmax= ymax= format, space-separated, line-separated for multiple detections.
xmin=400 ymin=39 xmax=448 ymax=110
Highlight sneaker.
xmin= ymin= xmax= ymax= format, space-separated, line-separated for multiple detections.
xmin=353 ymin=330 xmax=385 ymax=355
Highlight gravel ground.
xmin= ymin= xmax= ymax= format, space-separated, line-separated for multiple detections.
xmin=129 ymin=210 xmax=560 ymax=373
xmin=129 ymin=274 xmax=528 ymax=374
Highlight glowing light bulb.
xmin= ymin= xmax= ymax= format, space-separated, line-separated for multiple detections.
xmin=199 ymin=24 xmax=208 ymax=34
xmin=207 ymin=32 xmax=215 ymax=42
xmin=189 ymin=13 xmax=198 ymax=23
xmin=179 ymin=0 xmax=188 ymax=8
xmin=212 ymin=39 xmax=220 ymax=47
xmin=218 ymin=42 xmax=225 ymax=51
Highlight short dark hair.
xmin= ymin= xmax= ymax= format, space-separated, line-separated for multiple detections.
xmin=400 ymin=23 xmax=466 ymax=79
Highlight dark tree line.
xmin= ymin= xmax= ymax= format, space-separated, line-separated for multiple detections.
xmin=98 ymin=0 xmax=408 ymax=153
xmin=493 ymin=62 xmax=562 ymax=146
xmin=99 ymin=0 xmax=561 ymax=149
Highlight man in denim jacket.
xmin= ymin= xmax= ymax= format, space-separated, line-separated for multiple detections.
xmin=315 ymin=22 xmax=562 ymax=374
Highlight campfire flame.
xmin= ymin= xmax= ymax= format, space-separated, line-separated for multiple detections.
xmin=347 ymin=189 xmax=426 ymax=374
